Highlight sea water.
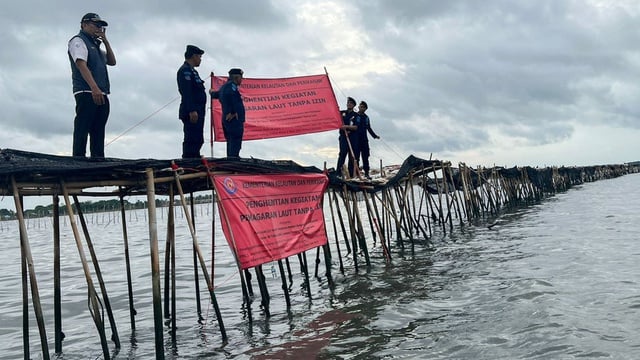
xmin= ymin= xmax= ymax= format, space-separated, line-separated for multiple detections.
xmin=0 ymin=173 xmax=639 ymax=359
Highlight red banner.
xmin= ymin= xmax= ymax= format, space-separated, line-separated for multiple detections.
xmin=211 ymin=74 xmax=342 ymax=142
xmin=213 ymin=173 xmax=329 ymax=270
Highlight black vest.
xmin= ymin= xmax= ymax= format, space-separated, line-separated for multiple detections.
xmin=68 ymin=31 xmax=110 ymax=94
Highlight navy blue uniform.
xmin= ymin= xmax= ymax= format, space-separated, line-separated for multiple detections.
xmin=219 ymin=80 xmax=245 ymax=157
xmin=177 ymin=62 xmax=206 ymax=158
xmin=355 ymin=113 xmax=379 ymax=176
xmin=336 ymin=109 xmax=359 ymax=176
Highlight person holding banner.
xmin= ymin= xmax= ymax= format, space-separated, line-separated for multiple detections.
xmin=177 ymin=45 xmax=206 ymax=158
xmin=336 ymin=97 xmax=359 ymax=178
xmin=217 ymin=68 xmax=245 ymax=158
xmin=355 ymin=101 xmax=380 ymax=179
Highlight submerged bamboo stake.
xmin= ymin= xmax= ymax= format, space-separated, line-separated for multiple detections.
xmin=350 ymin=192 xmax=371 ymax=266
xmin=144 ymin=168 xmax=165 ymax=359
xmin=299 ymin=252 xmax=312 ymax=299
xmin=327 ymin=191 xmax=344 ymax=274
xmin=277 ymin=260 xmax=291 ymax=309
xmin=73 ymin=196 xmax=121 ymax=348
xmin=190 ymin=192 xmax=203 ymax=320
xmin=161 ymin=184 xmax=177 ymax=341
xmin=14 ymin=191 xmax=39 ymax=360
xmin=202 ymin=157 xmax=216 ymax=289
xmin=244 ymin=269 xmax=254 ymax=297
xmin=340 ymin=187 xmax=359 ymax=271
xmin=53 ymin=195 xmax=63 ymax=354
xmin=415 ymin=167 xmax=432 ymax=239
xmin=331 ymin=189 xmax=351 ymax=254
xmin=163 ymin=191 xmax=173 ymax=320
xmin=172 ymin=166 xmax=227 ymax=340
xmin=365 ymin=191 xmax=391 ymax=262
xmin=170 ymin=192 xmax=177 ymax=343
xmin=119 ymin=193 xmax=137 ymax=331
xmin=60 ymin=181 xmax=109 ymax=359
xmin=285 ymin=258 xmax=293 ymax=286
xmin=215 ymin=190 xmax=252 ymax=321
xmin=255 ymin=265 xmax=271 ymax=317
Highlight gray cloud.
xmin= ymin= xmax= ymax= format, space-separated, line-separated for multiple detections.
xmin=1 ymin=0 xmax=639 ymax=168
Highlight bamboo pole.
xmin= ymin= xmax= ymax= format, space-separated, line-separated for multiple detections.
xmin=201 ymin=157 xmax=217 ymax=289
xmin=172 ymin=167 xmax=227 ymax=340
xmin=362 ymin=191 xmax=378 ymax=246
xmin=445 ymin=166 xmax=464 ymax=226
xmin=299 ymin=252 xmax=312 ymax=299
xmin=163 ymin=190 xmax=173 ymax=320
xmin=190 ymin=192 xmax=203 ymax=320
xmin=255 ymin=265 xmax=271 ymax=317
xmin=215 ymin=190 xmax=252 ymax=320
xmin=331 ymin=189 xmax=351 ymax=254
xmin=170 ymin=193 xmax=177 ymax=343
xmin=53 ymin=195 xmax=63 ymax=354
xmin=340 ymin=187 xmax=359 ymax=271
xmin=365 ymin=192 xmax=391 ymax=262
xmin=382 ymin=187 xmax=392 ymax=250
xmin=144 ymin=168 xmax=165 ymax=359
xmin=314 ymin=246 xmax=321 ymax=279
xmin=431 ymin=164 xmax=445 ymax=231
xmin=326 ymin=191 xmax=344 ymax=274
xmin=416 ymin=166 xmax=433 ymax=239
xmin=117 ymin=192 xmax=137 ymax=332
xmin=350 ymin=192 xmax=371 ymax=266
xmin=73 ymin=196 xmax=121 ymax=349
xmin=376 ymin=189 xmax=407 ymax=244
xmin=321 ymin=241 xmax=333 ymax=287
xmin=60 ymin=181 xmax=109 ymax=359
xmin=285 ymin=258 xmax=293 ymax=286
xmin=440 ymin=167 xmax=454 ymax=231
xmin=244 ymin=269 xmax=254 ymax=297
xmin=17 ymin=194 xmax=32 ymax=360
xmin=392 ymin=185 xmax=410 ymax=243
xmin=277 ymin=260 xmax=291 ymax=309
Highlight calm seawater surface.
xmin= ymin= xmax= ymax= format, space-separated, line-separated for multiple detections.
xmin=1 ymin=173 xmax=639 ymax=359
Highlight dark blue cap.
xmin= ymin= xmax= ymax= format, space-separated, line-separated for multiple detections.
xmin=185 ymin=45 xmax=204 ymax=58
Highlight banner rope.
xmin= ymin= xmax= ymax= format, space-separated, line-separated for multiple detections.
xmin=105 ymin=75 xmax=213 ymax=147
xmin=377 ymin=137 xmax=406 ymax=163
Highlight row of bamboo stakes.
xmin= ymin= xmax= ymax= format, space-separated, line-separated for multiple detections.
xmin=10 ymin=161 xmax=637 ymax=359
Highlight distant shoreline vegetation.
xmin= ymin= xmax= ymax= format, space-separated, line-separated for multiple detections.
xmin=0 ymin=194 xmax=213 ymax=221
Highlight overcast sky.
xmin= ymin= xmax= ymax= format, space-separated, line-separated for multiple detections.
xmin=2 ymin=0 xmax=640 ymax=197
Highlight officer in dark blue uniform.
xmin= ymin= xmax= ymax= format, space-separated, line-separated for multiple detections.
xmin=355 ymin=101 xmax=380 ymax=178
xmin=336 ymin=97 xmax=359 ymax=177
xmin=217 ymin=68 xmax=245 ymax=158
xmin=177 ymin=45 xmax=207 ymax=158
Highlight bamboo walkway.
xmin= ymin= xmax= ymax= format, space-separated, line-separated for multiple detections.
xmin=1 ymin=148 xmax=637 ymax=359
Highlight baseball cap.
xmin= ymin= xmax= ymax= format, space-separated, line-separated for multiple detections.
xmin=81 ymin=13 xmax=108 ymax=26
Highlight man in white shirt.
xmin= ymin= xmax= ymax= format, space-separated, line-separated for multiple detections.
xmin=68 ymin=13 xmax=116 ymax=158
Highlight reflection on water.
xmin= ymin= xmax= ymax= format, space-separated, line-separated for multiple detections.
xmin=1 ymin=173 xmax=639 ymax=359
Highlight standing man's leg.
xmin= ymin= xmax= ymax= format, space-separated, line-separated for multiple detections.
xmin=73 ymin=93 xmax=94 ymax=157
xmin=89 ymin=97 xmax=110 ymax=158
xmin=225 ymin=122 xmax=243 ymax=157
xmin=336 ymin=137 xmax=348 ymax=173
xmin=182 ymin=115 xmax=204 ymax=158
xmin=361 ymin=143 xmax=371 ymax=177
